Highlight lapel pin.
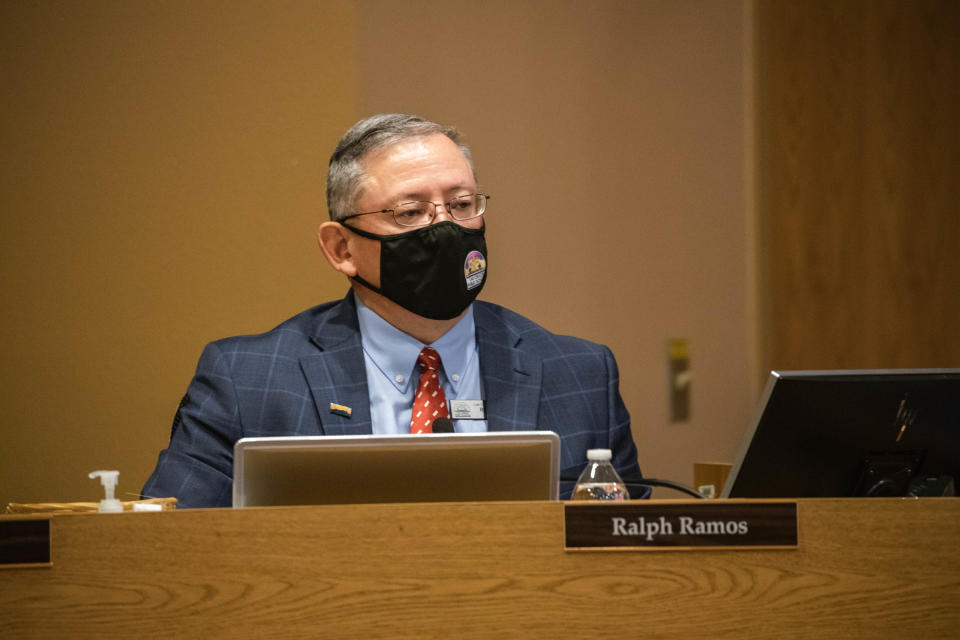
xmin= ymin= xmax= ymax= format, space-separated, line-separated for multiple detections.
xmin=329 ymin=403 xmax=352 ymax=418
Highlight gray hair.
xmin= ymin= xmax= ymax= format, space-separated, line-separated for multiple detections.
xmin=326 ymin=113 xmax=475 ymax=221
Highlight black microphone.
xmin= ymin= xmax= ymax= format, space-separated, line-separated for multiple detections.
xmin=433 ymin=417 xmax=455 ymax=433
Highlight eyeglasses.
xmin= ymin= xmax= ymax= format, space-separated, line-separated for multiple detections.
xmin=342 ymin=193 xmax=490 ymax=228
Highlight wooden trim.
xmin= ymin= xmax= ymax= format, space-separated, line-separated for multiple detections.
xmin=1 ymin=499 xmax=958 ymax=637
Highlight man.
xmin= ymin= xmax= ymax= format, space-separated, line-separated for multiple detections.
xmin=143 ymin=114 xmax=642 ymax=506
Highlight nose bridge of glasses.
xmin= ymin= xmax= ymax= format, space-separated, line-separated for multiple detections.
xmin=431 ymin=199 xmax=454 ymax=221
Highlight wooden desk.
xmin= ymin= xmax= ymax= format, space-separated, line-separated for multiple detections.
xmin=2 ymin=499 xmax=959 ymax=638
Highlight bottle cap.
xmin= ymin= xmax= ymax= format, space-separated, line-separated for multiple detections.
xmin=586 ymin=448 xmax=613 ymax=461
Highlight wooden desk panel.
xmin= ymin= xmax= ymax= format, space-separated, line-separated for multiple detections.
xmin=2 ymin=499 xmax=958 ymax=638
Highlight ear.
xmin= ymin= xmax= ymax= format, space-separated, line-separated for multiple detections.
xmin=317 ymin=221 xmax=358 ymax=277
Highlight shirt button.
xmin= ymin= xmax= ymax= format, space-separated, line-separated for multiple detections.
xmin=395 ymin=374 xmax=404 ymax=383
xmin=451 ymin=374 xmax=460 ymax=382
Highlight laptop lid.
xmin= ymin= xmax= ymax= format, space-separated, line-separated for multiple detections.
xmin=232 ymin=431 xmax=561 ymax=507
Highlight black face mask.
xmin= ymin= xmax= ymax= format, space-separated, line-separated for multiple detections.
xmin=344 ymin=220 xmax=488 ymax=320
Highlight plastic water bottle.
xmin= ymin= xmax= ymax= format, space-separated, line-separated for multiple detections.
xmin=571 ymin=449 xmax=630 ymax=501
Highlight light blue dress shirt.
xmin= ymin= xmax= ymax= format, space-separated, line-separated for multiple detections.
xmin=355 ymin=297 xmax=488 ymax=434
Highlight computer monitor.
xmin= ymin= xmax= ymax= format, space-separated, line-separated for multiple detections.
xmin=723 ymin=369 xmax=960 ymax=498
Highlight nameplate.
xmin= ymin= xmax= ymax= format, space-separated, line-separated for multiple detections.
xmin=0 ymin=517 xmax=52 ymax=568
xmin=564 ymin=501 xmax=798 ymax=551
xmin=449 ymin=400 xmax=485 ymax=420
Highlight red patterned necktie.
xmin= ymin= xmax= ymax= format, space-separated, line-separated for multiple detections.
xmin=410 ymin=347 xmax=449 ymax=434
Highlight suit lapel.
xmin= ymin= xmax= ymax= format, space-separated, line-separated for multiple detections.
xmin=475 ymin=304 xmax=542 ymax=431
xmin=299 ymin=293 xmax=373 ymax=436
xmin=297 ymin=297 xmax=544 ymax=435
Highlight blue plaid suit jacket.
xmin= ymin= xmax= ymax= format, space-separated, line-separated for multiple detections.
xmin=142 ymin=293 xmax=642 ymax=506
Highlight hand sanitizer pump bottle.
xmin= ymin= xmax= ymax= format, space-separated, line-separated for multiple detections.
xmin=88 ymin=470 xmax=123 ymax=513
xmin=571 ymin=449 xmax=630 ymax=501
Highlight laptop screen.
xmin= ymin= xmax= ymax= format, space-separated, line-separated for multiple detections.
xmin=233 ymin=431 xmax=561 ymax=507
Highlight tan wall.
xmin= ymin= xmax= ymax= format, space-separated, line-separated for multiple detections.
xmin=0 ymin=0 xmax=357 ymax=506
xmin=356 ymin=0 xmax=755 ymax=489
xmin=1 ymin=0 xmax=754 ymax=506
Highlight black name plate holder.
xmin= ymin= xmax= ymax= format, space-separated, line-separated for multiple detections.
xmin=565 ymin=500 xmax=798 ymax=551
xmin=0 ymin=516 xmax=52 ymax=568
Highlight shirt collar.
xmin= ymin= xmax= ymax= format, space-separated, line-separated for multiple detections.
xmin=355 ymin=297 xmax=477 ymax=394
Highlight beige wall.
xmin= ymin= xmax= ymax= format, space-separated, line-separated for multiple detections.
xmin=0 ymin=0 xmax=357 ymax=505
xmin=1 ymin=0 xmax=753 ymax=506
xmin=356 ymin=0 xmax=755 ymax=488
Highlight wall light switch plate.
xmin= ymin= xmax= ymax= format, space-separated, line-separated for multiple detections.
xmin=668 ymin=338 xmax=690 ymax=422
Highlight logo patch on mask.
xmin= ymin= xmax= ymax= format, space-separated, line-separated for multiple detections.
xmin=464 ymin=250 xmax=487 ymax=290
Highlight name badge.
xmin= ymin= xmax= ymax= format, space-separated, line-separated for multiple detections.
xmin=449 ymin=400 xmax=485 ymax=420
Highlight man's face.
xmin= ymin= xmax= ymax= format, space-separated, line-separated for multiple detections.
xmin=346 ymin=133 xmax=480 ymax=287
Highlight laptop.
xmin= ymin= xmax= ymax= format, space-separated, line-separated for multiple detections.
xmin=232 ymin=431 xmax=561 ymax=507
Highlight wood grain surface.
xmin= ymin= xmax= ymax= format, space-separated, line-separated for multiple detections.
xmin=2 ymin=499 xmax=958 ymax=638
xmin=756 ymin=0 xmax=960 ymax=373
